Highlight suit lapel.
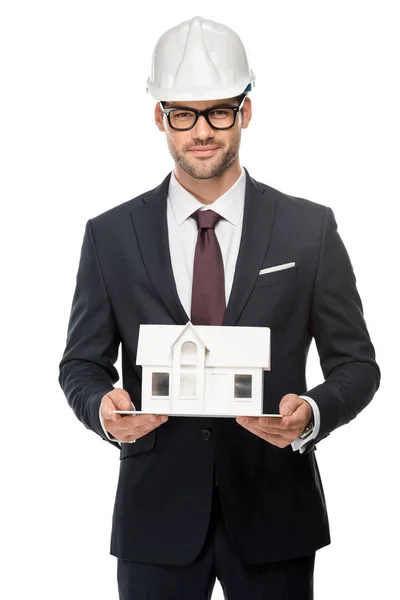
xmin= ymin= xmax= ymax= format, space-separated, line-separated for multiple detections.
xmin=130 ymin=166 xmax=277 ymax=326
xmin=223 ymin=167 xmax=277 ymax=325
xmin=130 ymin=173 xmax=189 ymax=324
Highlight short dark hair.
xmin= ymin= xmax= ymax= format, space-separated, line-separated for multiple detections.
xmin=236 ymin=93 xmax=247 ymax=103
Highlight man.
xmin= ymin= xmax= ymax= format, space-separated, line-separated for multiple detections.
xmin=58 ymin=16 xmax=380 ymax=600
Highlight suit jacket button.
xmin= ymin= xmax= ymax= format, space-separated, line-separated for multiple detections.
xmin=202 ymin=429 xmax=212 ymax=441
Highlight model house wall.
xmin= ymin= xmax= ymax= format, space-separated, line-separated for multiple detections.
xmin=136 ymin=322 xmax=270 ymax=416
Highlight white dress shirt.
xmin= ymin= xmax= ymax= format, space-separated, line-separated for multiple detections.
xmin=99 ymin=165 xmax=320 ymax=452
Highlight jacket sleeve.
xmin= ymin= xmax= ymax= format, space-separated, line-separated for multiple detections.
xmin=58 ymin=218 xmax=121 ymax=449
xmin=300 ymin=206 xmax=381 ymax=454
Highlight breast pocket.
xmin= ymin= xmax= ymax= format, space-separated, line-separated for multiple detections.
xmin=253 ymin=264 xmax=299 ymax=289
xmin=119 ymin=427 xmax=158 ymax=460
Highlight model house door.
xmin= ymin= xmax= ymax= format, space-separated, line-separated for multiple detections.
xmin=206 ymin=372 xmax=230 ymax=414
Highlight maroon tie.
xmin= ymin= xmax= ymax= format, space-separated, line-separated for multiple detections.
xmin=190 ymin=209 xmax=226 ymax=326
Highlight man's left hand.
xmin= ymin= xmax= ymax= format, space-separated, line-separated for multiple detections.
xmin=235 ymin=394 xmax=313 ymax=448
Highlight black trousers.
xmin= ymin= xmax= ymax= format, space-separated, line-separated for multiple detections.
xmin=117 ymin=485 xmax=315 ymax=600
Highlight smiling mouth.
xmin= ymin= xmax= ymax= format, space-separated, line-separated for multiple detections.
xmin=188 ymin=147 xmax=220 ymax=155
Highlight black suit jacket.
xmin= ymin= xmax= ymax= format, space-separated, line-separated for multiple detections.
xmin=58 ymin=166 xmax=380 ymax=565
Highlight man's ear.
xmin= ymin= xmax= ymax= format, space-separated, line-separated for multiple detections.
xmin=241 ymin=97 xmax=252 ymax=130
xmin=155 ymin=103 xmax=166 ymax=132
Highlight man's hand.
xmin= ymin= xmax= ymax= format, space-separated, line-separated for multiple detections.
xmin=235 ymin=394 xmax=313 ymax=448
xmin=100 ymin=387 xmax=169 ymax=443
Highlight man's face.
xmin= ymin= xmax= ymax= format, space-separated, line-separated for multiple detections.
xmin=155 ymin=96 xmax=252 ymax=180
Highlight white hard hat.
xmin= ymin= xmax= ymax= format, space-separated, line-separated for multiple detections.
xmin=146 ymin=16 xmax=256 ymax=101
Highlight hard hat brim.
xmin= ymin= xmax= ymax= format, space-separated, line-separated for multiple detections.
xmin=146 ymin=80 xmax=255 ymax=102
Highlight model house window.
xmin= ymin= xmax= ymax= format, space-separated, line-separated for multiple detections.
xmin=180 ymin=372 xmax=197 ymax=396
xmin=180 ymin=341 xmax=197 ymax=365
xmin=234 ymin=374 xmax=252 ymax=398
xmin=152 ymin=372 xmax=170 ymax=396
xmin=179 ymin=341 xmax=197 ymax=396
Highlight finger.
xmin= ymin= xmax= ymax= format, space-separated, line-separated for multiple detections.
xmin=257 ymin=416 xmax=286 ymax=429
xmin=252 ymin=422 xmax=299 ymax=440
xmin=122 ymin=419 xmax=167 ymax=443
xmin=258 ymin=417 xmax=296 ymax=431
xmin=241 ymin=423 xmax=290 ymax=448
xmin=279 ymin=393 xmax=303 ymax=416
xmin=258 ymin=411 xmax=306 ymax=431
xmin=108 ymin=390 xmax=132 ymax=411
xmin=108 ymin=412 xmax=157 ymax=427
xmin=132 ymin=414 xmax=169 ymax=427
xmin=236 ymin=416 xmax=293 ymax=431
xmin=236 ymin=418 xmax=299 ymax=444
xmin=134 ymin=415 xmax=169 ymax=435
xmin=101 ymin=389 xmax=132 ymax=422
xmin=135 ymin=422 xmax=161 ymax=437
xmin=119 ymin=418 xmax=168 ymax=442
xmin=113 ymin=415 xmax=169 ymax=437
xmin=101 ymin=396 xmax=121 ymax=421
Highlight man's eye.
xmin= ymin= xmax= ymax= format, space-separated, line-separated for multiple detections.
xmin=209 ymin=110 xmax=230 ymax=118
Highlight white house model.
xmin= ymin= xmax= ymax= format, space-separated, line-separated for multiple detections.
xmin=136 ymin=322 xmax=271 ymax=417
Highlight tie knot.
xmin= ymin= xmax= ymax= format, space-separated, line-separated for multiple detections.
xmin=191 ymin=209 xmax=222 ymax=230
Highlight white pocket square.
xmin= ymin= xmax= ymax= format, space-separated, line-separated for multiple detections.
xmin=259 ymin=262 xmax=296 ymax=275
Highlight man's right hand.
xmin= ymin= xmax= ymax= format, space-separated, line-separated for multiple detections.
xmin=100 ymin=387 xmax=168 ymax=443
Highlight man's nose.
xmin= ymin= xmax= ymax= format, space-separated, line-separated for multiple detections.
xmin=191 ymin=115 xmax=214 ymax=140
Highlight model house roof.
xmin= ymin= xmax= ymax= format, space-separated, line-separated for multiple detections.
xmin=170 ymin=321 xmax=210 ymax=351
xmin=136 ymin=322 xmax=270 ymax=369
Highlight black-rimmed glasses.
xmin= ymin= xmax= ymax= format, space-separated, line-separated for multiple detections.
xmin=160 ymin=95 xmax=246 ymax=131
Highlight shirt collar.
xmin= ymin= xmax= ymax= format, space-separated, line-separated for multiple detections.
xmin=168 ymin=164 xmax=246 ymax=226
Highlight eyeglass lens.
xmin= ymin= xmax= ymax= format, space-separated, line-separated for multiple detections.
xmin=169 ymin=108 xmax=236 ymax=130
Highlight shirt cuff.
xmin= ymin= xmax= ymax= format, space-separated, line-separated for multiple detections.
xmin=291 ymin=395 xmax=321 ymax=454
xmin=99 ymin=404 xmax=122 ymax=446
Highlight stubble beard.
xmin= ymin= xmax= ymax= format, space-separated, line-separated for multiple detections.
xmin=166 ymin=131 xmax=241 ymax=180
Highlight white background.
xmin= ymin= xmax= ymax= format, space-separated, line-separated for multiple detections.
xmin=1 ymin=1 xmax=398 ymax=598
